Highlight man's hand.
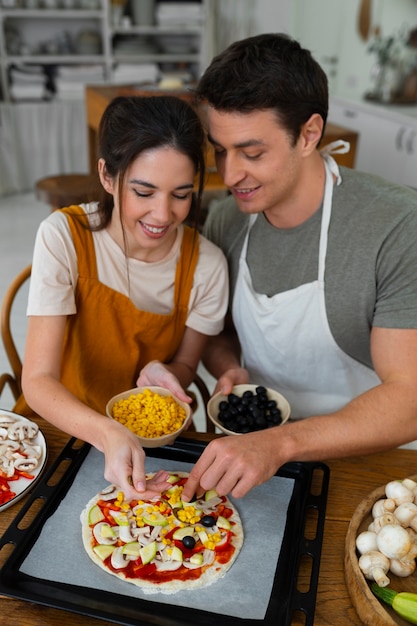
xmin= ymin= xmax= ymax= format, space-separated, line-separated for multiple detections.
xmin=182 ymin=429 xmax=281 ymax=500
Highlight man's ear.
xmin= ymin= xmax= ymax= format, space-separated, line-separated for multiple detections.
xmin=299 ymin=113 xmax=324 ymax=156
xmin=98 ymin=158 xmax=114 ymax=194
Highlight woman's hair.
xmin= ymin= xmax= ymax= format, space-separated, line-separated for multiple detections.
xmin=194 ymin=33 xmax=329 ymax=146
xmin=94 ymin=95 xmax=206 ymax=229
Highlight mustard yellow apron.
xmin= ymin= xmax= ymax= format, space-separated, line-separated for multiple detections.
xmin=15 ymin=205 xmax=199 ymax=416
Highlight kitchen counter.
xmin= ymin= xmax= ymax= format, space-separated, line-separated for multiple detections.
xmin=1 ymin=412 xmax=417 ymax=625
xmin=331 ymin=94 xmax=417 ymax=124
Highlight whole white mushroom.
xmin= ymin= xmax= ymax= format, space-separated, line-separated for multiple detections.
xmin=376 ymin=524 xmax=411 ymax=559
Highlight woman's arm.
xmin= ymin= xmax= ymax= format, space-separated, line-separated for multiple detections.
xmin=136 ymin=327 xmax=209 ymax=401
xmin=21 ymin=315 xmax=168 ymax=498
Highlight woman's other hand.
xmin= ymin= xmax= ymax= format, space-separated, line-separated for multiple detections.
xmin=137 ymin=360 xmax=192 ymax=404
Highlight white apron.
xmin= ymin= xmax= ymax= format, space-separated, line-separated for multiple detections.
xmin=232 ymin=146 xmax=381 ymax=418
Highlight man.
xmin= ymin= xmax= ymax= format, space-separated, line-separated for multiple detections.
xmin=181 ymin=33 xmax=417 ymax=502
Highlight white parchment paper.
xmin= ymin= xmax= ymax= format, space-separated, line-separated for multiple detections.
xmin=21 ymin=447 xmax=294 ymax=620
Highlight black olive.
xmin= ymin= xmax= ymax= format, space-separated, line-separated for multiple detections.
xmin=201 ymin=515 xmax=216 ymax=527
xmin=228 ymin=393 xmax=241 ymax=406
xmin=182 ymin=535 xmax=196 ymax=549
xmin=216 ymin=387 xmax=283 ymax=434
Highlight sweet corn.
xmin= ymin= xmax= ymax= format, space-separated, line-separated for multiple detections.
xmin=111 ymin=389 xmax=187 ymax=438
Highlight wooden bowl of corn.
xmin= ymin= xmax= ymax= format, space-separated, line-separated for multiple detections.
xmin=106 ymin=386 xmax=192 ymax=448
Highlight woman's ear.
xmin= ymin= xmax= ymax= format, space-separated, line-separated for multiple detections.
xmin=299 ymin=113 xmax=324 ymax=156
xmin=98 ymin=158 xmax=114 ymax=194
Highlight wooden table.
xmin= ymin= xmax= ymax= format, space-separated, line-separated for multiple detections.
xmin=85 ymin=84 xmax=358 ymax=186
xmin=1 ymin=412 xmax=416 ymax=625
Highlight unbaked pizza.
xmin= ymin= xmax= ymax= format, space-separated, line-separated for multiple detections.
xmin=80 ymin=471 xmax=243 ymax=594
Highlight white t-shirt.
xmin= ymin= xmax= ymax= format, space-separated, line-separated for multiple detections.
xmin=28 ymin=204 xmax=229 ymax=336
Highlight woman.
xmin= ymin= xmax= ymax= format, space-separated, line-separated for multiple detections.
xmin=21 ymin=95 xmax=228 ymax=499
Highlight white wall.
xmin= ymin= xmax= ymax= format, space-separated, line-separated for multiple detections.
xmin=213 ymin=0 xmax=417 ymax=101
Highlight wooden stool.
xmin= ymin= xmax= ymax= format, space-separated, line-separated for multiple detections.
xmin=35 ymin=173 xmax=101 ymax=212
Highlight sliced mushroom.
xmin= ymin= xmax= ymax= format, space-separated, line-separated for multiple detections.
xmin=0 ymin=414 xmax=17 ymax=428
xmin=154 ymin=559 xmax=182 ymax=571
xmin=119 ymin=524 xmax=135 ymax=543
xmin=0 ymin=427 xmax=9 ymax=440
xmin=8 ymin=421 xmax=38 ymax=442
xmin=0 ymin=440 xmax=20 ymax=457
xmin=22 ymin=442 xmax=42 ymax=459
xmin=0 ymin=458 xmax=15 ymax=477
xmin=92 ymin=522 xmax=118 ymax=545
xmin=98 ymin=485 xmax=119 ymax=501
xmin=110 ymin=546 xmax=129 ymax=569
xmin=13 ymin=457 xmax=38 ymax=472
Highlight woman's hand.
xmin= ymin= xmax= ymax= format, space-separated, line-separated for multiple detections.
xmin=136 ymin=360 xmax=192 ymax=404
xmin=101 ymin=420 xmax=171 ymax=500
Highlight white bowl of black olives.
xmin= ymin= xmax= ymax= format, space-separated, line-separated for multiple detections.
xmin=207 ymin=384 xmax=291 ymax=435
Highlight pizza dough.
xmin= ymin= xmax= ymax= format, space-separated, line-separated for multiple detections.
xmin=80 ymin=471 xmax=243 ymax=594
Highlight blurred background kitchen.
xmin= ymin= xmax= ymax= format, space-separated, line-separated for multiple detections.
xmin=0 ymin=0 xmax=417 ymax=430
xmin=1 ymin=0 xmax=417 ymax=195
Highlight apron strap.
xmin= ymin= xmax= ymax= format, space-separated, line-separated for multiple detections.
xmin=320 ymin=139 xmax=349 ymax=186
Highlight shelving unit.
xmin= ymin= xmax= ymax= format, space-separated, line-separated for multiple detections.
xmin=0 ymin=0 xmax=212 ymax=102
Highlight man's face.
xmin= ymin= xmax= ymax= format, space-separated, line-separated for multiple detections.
xmin=207 ymin=108 xmax=304 ymax=221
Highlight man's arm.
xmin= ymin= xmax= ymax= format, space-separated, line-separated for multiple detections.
xmin=202 ymin=312 xmax=250 ymax=394
xmin=183 ymin=326 xmax=417 ymax=500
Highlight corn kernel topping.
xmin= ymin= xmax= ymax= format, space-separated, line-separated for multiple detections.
xmin=111 ymin=388 xmax=187 ymax=438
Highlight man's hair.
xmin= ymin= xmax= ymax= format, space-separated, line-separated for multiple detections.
xmin=195 ymin=33 xmax=329 ymax=145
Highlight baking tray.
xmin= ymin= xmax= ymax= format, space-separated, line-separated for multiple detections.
xmin=0 ymin=436 xmax=329 ymax=625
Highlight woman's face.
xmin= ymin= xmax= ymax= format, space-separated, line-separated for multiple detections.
xmin=102 ymin=146 xmax=196 ymax=262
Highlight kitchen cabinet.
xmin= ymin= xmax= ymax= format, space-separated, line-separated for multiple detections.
xmin=0 ymin=0 xmax=212 ymax=102
xmin=329 ymin=96 xmax=417 ymax=188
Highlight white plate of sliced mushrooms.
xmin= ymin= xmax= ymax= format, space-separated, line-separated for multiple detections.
xmin=0 ymin=410 xmax=47 ymax=512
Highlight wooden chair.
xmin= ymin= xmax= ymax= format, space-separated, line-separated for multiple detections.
xmin=0 ymin=265 xmax=214 ymax=431
xmin=0 ymin=264 xmax=31 ymax=403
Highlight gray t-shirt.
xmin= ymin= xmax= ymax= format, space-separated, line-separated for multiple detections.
xmin=203 ymin=166 xmax=417 ymax=369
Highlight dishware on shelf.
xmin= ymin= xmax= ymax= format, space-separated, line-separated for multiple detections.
xmin=130 ymin=0 xmax=154 ymax=26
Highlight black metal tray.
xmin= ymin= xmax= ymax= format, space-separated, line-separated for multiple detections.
xmin=0 ymin=436 xmax=329 ymax=625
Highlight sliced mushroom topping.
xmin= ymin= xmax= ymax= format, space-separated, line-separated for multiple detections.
xmin=92 ymin=522 xmax=118 ymax=545
xmin=154 ymin=560 xmax=182 ymax=572
xmin=131 ymin=525 xmax=151 ymax=538
xmin=98 ymin=485 xmax=119 ymax=501
xmin=119 ymin=524 xmax=135 ymax=543
xmin=110 ymin=547 xmax=129 ymax=569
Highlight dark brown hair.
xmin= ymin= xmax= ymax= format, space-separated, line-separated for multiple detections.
xmin=194 ymin=33 xmax=329 ymax=146
xmin=93 ymin=94 xmax=206 ymax=229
